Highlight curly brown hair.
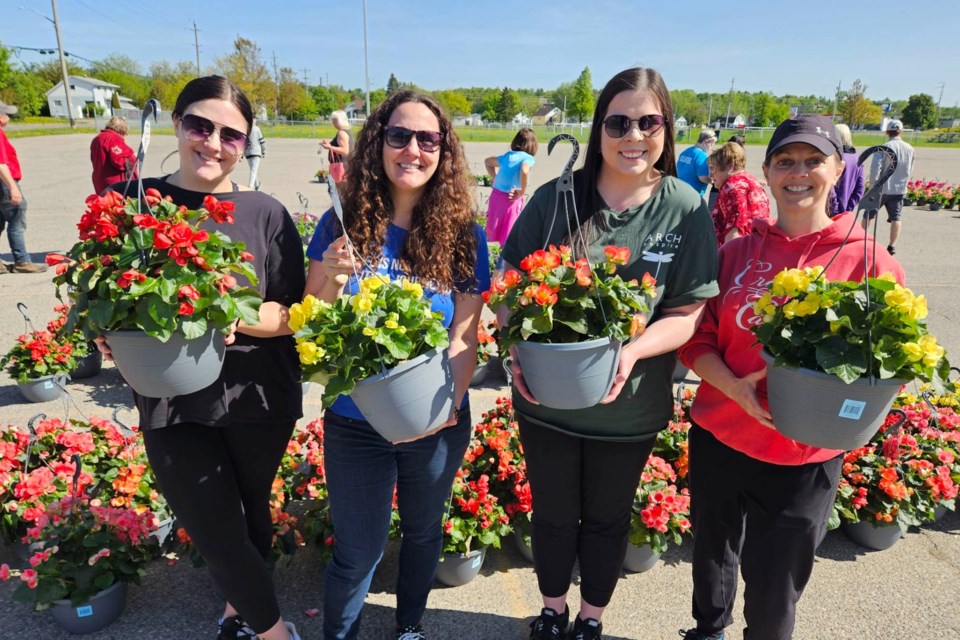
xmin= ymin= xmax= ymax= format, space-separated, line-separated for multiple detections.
xmin=338 ymin=91 xmax=477 ymax=292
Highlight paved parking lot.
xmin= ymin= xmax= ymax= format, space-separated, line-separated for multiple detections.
xmin=0 ymin=134 xmax=958 ymax=639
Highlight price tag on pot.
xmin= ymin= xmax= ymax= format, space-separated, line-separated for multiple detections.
xmin=838 ymin=399 xmax=867 ymax=420
xmin=471 ymin=554 xmax=482 ymax=568
xmin=76 ymin=605 xmax=94 ymax=617
xmin=43 ymin=380 xmax=53 ymax=389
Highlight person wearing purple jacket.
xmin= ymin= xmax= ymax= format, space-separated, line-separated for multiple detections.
xmin=831 ymin=123 xmax=864 ymax=214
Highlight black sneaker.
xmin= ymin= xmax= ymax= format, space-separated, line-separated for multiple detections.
xmin=887 ymin=245 xmax=896 ymax=255
xmin=679 ymin=629 xmax=725 ymax=640
xmin=216 ymin=615 xmax=256 ymax=639
xmin=529 ymin=606 xmax=569 ymax=639
xmin=571 ymin=616 xmax=603 ymax=640
xmin=396 ymin=623 xmax=426 ymax=640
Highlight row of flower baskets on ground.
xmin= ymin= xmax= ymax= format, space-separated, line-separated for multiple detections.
xmin=904 ymin=179 xmax=960 ymax=210
xmin=2 ymin=383 xmax=958 ymax=623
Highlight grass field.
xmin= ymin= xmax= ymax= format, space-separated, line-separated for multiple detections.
xmin=8 ymin=119 xmax=960 ymax=148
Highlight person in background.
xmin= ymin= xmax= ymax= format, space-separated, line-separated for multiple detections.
xmin=0 ymin=100 xmax=46 ymax=274
xmin=677 ymin=129 xmax=716 ymax=197
xmin=321 ymin=110 xmax=353 ymax=183
xmin=244 ymin=116 xmax=265 ymax=190
xmin=831 ymin=123 xmax=864 ymax=214
xmin=708 ymin=141 xmax=770 ymax=246
xmin=97 ymin=76 xmax=304 ymax=640
xmin=304 ymin=91 xmax=489 ymax=640
xmin=90 ymin=116 xmax=138 ymax=195
xmin=677 ymin=114 xmax=903 ymax=640
xmin=501 ymin=67 xmax=718 ymax=640
xmin=483 ymin=127 xmax=538 ymax=246
xmin=863 ymin=119 xmax=913 ymax=255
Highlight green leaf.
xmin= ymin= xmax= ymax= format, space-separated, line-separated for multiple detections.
xmin=88 ymin=299 xmax=115 ymax=329
xmin=180 ymin=316 xmax=209 ymax=340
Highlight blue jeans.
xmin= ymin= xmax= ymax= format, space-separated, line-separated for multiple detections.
xmin=322 ymin=408 xmax=472 ymax=640
xmin=0 ymin=182 xmax=28 ymax=264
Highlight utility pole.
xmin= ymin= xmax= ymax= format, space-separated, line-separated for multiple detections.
xmin=362 ymin=0 xmax=370 ymax=117
xmin=832 ymin=80 xmax=841 ymax=122
xmin=192 ymin=21 xmax=201 ymax=76
xmin=724 ymin=78 xmax=734 ymax=129
xmin=271 ymin=51 xmax=280 ymax=120
xmin=934 ymin=82 xmax=945 ymax=129
xmin=707 ymin=95 xmax=713 ymax=128
xmin=49 ymin=0 xmax=75 ymax=127
xmin=301 ymin=68 xmax=310 ymax=87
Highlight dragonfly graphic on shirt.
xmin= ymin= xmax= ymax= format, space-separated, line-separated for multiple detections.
xmin=641 ymin=250 xmax=674 ymax=280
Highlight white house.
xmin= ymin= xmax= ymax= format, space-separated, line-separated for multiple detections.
xmin=45 ymin=75 xmax=131 ymax=118
xmin=531 ymin=105 xmax=561 ymax=126
xmin=511 ymin=112 xmax=531 ymax=126
xmin=344 ymin=99 xmax=367 ymax=121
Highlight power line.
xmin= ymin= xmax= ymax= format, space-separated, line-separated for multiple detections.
xmin=69 ymin=0 xmax=132 ymax=32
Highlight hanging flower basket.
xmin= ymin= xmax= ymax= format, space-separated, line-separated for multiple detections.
xmin=514 ymin=337 xmax=622 ymax=410
xmin=71 ymin=344 xmax=103 ymax=379
xmin=840 ymin=519 xmax=903 ymax=551
xmin=760 ymin=349 xmax=905 ymax=450
xmin=622 ymin=542 xmax=661 ymax=573
xmin=349 ymin=348 xmax=455 ymax=443
xmin=104 ymin=329 xmax=225 ymax=398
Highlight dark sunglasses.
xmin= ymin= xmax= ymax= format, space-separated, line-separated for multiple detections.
xmin=178 ymin=113 xmax=248 ymax=154
xmin=383 ymin=126 xmax=442 ymax=153
xmin=602 ymin=114 xmax=666 ymax=139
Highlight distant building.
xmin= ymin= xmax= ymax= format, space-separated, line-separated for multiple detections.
xmin=453 ymin=114 xmax=484 ymax=126
xmin=531 ymin=105 xmax=561 ymax=125
xmin=344 ymin=98 xmax=367 ymax=120
xmin=512 ymin=112 xmax=532 ymax=126
xmin=45 ymin=75 xmax=136 ymax=118
xmin=939 ymin=117 xmax=960 ymax=129
xmin=674 ymin=116 xmax=688 ymax=130
xmin=714 ymin=114 xmax=747 ymax=129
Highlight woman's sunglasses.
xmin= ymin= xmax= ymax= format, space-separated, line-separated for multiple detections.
xmin=602 ymin=114 xmax=666 ymax=139
xmin=383 ymin=126 xmax=442 ymax=153
xmin=178 ymin=113 xmax=248 ymax=155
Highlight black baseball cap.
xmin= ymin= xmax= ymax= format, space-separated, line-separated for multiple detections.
xmin=765 ymin=114 xmax=841 ymax=161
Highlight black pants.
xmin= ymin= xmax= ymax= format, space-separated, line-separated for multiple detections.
xmin=143 ymin=420 xmax=295 ymax=633
xmin=688 ymin=425 xmax=842 ymax=640
xmin=518 ymin=417 xmax=656 ymax=607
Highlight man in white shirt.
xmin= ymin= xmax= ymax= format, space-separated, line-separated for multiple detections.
xmin=864 ymin=119 xmax=914 ymax=255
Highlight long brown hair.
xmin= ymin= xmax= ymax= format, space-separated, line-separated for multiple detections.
xmin=572 ymin=67 xmax=677 ymax=238
xmin=339 ymin=91 xmax=477 ymax=291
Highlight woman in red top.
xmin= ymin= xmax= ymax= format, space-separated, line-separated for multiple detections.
xmin=707 ymin=141 xmax=770 ymax=246
xmin=677 ymin=115 xmax=904 ymax=640
xmin=90 ymin=117 xmax=137 ymax=194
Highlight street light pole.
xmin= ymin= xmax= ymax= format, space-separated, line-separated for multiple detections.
xmin=49 ymin=0 xmax=75 ymax=127
xmin=362 ymin=0 xmax=370 ymax=118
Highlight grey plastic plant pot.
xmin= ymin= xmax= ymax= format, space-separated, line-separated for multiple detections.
xmin=435 ymin=547 xmax=486 ymax=587
xmin=470 ymin=359 xmax=490 ymax=387
xmin=622 ymin=542 xmax=662 ymax=573
xmin=104 ymin=329 xmax=226 ymax=398
xmin=840 ymin=520 xmax=904 ymax=551
xmin=760 ymin=349 xmax=904 ymax=450
xmin=71 ymin=345 xmax=103 ymax=379
xmin=350 ymin=348 xmax=455 ymax=443
xmin=18 ymin=374 xmax=69 ymax=403
xmin=513 ymin=531 xmax=533 ymax=563
xmin=49 ymin=581 xmax=128 ymax=634
xmin=514 ymin=337 xmax=621 ymax=410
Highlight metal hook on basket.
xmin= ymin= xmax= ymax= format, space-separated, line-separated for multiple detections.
xmin=23 ymin=413 xmax=46 ymax=473
xmin=920 ymin=390 xmax=942 ymax=429
xmin=856 ymin=145 xmax=897 ymax=216
xmin=16 ymin=302 xmax=37 ymax=334
xmin=70 ymin=453 xmax=82 ymax=498
xmin=548 ymin=133 xmax=580 ymax=195
xmin=297 ymin=192 xmax=309 ymax=210
xmin=111 ymin=406 xmax=138 ymax=437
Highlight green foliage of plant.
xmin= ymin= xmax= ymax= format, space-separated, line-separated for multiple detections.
xmin=483 ymin=244 xmax=656 ymax=350
xmin=753 ymin=267 xmax=953 ymax=390
xmin=289 ymin=276 xmax=450 ymax=407
xmin=442 ymin=472 xmax=512 ymax=555
xmin=50 ymin=190 xmax=262 ymax=342
xmin=902 ymin=93 xmax=938 ymax=130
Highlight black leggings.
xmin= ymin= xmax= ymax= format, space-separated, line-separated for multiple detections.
xmin=518 ymin=417 xmax=656 ymax=607
xmin=143 ymin=421 xmax=295 ymax=633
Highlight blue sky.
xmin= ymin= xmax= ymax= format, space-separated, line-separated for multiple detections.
xmin=6 ymin=0 xmax=958 ymax=106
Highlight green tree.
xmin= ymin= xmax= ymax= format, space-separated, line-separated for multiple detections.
xmin=570 ymin=67 xmax=594 ymax=122
xmin=550 ymin=81 xmax=575 ymax=120
xmin=88 ymin=54 xmax=150 ymax=106
xmin=32 ymin=57 xmax=86 ymax=86
xmin=369 ymin=88 xmax=387 ymax=111
xmin=434 ymin=90 xmax=471 ymax=116
xmin=310 ymin=85 xmax=337 ymax=116
xmin=902 ymin=93 xmax=937 ymax=129
xmin=386 ymin=73 xmax=400 ymax=96
xmin=495 ymin=87 xmax=519 ymax=123
xmin=1 ymin=71 xmax=48 ymax=116
xmin=278 ymin=67 xmax=317 ymax=120
xmin=840 ymin=79 xmax=880 ymax=128
xmin=147 ymin=60 xmax=196 ymax=111
xmin=0 ymin=44 xmax=14 ymax=89
xmin=215 ymin=36 xmax=274 ymax=111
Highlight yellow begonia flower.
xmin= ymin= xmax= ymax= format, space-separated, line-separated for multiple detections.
xmin=771 ymin=269 xmax=810 ymax=297
xmin=829 ymin=320 xmax=844 ymax=334
xmin=351 ymin=294 xmax=374 ymax=314
xmin=288 ymin=303 xmax=306 ymax=332
xmin=877 ymin=272 xmax=897 ymax=282
xmin=401 ymin=278 xmax=424 ymax=299
xmin=361 ymin=276 xmax=385 ymax=291
xmin=795 ymin=293 xmax=821 ymax=317
xmin=362 ymin=326 xmax=377 ymax=337
xmin=918 ymin=335 xmax=945 ymax=367
xmin=902 ymin=342 xmax=923 ymax=362
xmin=909 ymin=294 xmax=928 ymax=320
xmin=884 ymin=286 xmax=914 ymax=314
xmin=753 ymin=293 xmax=773 ymax=315
xmin=296 ymin=341 xmax=323 ymax=365
xmin=384 ymin=319 xmax=399 ymax=329
xmin=781 ymin=300 xmax=799 ymax=319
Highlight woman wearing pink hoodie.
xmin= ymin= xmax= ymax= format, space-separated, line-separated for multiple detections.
xmin=677 ymin=115 xmax=904 ymax=640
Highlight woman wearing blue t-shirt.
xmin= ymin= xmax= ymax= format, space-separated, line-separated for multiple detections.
xmin=304 ymin=91 xmax=490 ymax=640
xmin=484 ymin=127 xmax=537 ymax=245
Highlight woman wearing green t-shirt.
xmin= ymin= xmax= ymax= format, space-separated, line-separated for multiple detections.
xmin=500 ymin=67 xmax=719 ymax=640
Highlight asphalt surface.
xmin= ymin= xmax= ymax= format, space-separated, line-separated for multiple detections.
xmin=0 ymin=134 xmax=958 ymax=639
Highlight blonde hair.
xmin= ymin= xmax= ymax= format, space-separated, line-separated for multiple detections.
xmin=834 ymin=123 xmax=853 ymax=148
xmin=330 ymin=110 xmax=350 ymax=129
xmin=105 ymin=116 xmax=128 ymax=136
xmin=709 ymin=141 xmax=746 ymax=172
